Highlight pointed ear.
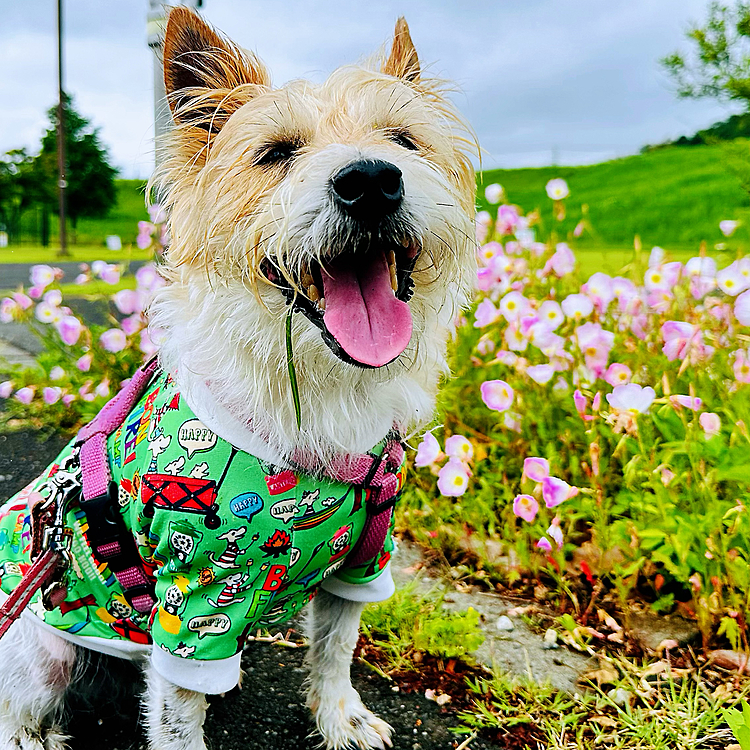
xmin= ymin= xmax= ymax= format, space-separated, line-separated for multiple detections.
xmin=163 ymin=7 xmax=270 ymax=129
xmin=382 ymin=17 xmax=420 ymax=83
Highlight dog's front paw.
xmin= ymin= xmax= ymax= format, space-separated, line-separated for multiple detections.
xmin=0 ymin=726 xmax=67 ymax=750
xmin=309 ymin=687 xmax=393 ymax=750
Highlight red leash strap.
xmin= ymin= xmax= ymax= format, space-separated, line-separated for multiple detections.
xmin=0 ymin=549 xmax=62 ymax=640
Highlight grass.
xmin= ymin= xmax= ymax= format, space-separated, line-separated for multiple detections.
xmin=7 ymin=179 xmax=150 ymax=259
xmin=479 ymin=143 xmax=750 ymax=253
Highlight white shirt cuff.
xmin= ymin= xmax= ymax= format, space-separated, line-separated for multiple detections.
xmin=151 ymin=647 xmax=242 ymax=694
xmin=319 ymin=562 xmax=395 ymax=602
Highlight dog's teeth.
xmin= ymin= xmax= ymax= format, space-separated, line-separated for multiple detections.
xmin=302 ymin=273 xmax=314 ymax=288
xmin=319 ymin=297 xmax=326 ymax=310
xmin=386 ymin=249 xmax=396 ymax=269
xmin=308 ymin=284 xmax=320 ymax=302
xmin=390 ymin=266 xmax=398 ymax=292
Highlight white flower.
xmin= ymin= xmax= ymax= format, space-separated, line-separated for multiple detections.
xmin=484 ymin=183 xmax=504 ymax=204
xmin=685 ymin=257 xmax=717 ymax=279
xmin=498 ymin=291 xmax=530 ymax=322
xmin=561 ymin=293 xmax=594 ymax=320
xmin=527 ymin=364 xmax=555 ymax=384
xmin=717 ymin=262 xmax=748 ymax=296
xmin=735 ymin=289 xmax=750 ymax=325
xmin=648 ymin=247 xmax=665 ymax=268
xmin=720 ymin=220 xmax=739 ymax=237
xmin=545 ymin=178 xmax=569 ymax=200
xmin=606 ymin=383 xmax=656 ymax=413
xmin=538 ymin=300 xmax=564 ymax=331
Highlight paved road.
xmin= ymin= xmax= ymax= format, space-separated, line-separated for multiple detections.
xmin=0 ymin=260 xmax=147 ymax=290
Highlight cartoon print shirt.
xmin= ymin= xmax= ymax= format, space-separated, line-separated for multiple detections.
xmin=0 ymin=370 xmax=403 ymax=694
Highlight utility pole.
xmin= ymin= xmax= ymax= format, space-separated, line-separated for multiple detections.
xmin=147 ymin=0 xmax=203 ymax=170
xmin=56 ymin=0 xmax=69 ymax=257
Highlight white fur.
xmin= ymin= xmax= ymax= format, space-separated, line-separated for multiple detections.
xmin=305 ymin=590 xmax=392 ymax=750
xmin=0 ymin=620 xmax=75 ymax=750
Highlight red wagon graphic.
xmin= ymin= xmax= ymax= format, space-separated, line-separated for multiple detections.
xmin=141 ymin=474 xmax=221 ymax=530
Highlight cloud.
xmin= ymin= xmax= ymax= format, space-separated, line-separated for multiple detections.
xmin=0 ymin=0 xmax=739 ymax=177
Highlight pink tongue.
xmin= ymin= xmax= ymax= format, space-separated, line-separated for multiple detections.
xmin=322 ymin=251 xmax=413 ymax=367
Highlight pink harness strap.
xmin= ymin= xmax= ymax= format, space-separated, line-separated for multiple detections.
xmin=75 ymin=357 xmax=161 ymax=613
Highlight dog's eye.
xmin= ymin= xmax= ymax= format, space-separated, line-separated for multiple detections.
xmin=254 ymin=141 xmax=301 ymax=167
xmin=387 ymin=129 xmax=420 ymax=151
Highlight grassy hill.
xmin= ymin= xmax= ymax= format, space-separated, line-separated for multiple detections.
xmin=479 ymin=143 xmax=750 ymax=252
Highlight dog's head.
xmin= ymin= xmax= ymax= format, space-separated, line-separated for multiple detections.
xmin=151 ymin=9 xmax=476 ymax=459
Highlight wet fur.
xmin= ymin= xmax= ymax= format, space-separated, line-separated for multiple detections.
xmin=0 ymin=9 xmax=475 ymax=750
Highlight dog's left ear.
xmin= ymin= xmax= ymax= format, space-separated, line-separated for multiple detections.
xmin=382 ymin=17 xmax=420 ymax=83
xmin=163 ymin=7 xmax=270 ymax=130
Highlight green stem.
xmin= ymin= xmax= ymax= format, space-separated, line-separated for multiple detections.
xmin=285 ymin=310 xmax=301 ymax=430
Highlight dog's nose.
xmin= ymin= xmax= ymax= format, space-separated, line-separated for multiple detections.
xmin=330 ymin=159 xmax=403 ymax=221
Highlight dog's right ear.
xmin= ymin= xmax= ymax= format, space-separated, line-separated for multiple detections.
xmin=163 ymin=7 xmax=269 ymax=131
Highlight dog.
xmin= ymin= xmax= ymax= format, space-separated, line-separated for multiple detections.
xmin=0 ymin=8 xmax=475 ymax=750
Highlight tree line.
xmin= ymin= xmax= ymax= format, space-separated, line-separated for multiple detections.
xmin=0 ymin=95 xmax=117 ymax=245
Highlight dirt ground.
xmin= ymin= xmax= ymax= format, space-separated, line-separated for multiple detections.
xmin=0 ymin=430 xmax=502 ymax=750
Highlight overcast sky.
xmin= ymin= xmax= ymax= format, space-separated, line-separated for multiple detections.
xmin=0 ymin=0 xmax=741 ymax=179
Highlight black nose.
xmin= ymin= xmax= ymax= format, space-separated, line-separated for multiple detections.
xmin=330 ymin=159 xmax=403 ymax=221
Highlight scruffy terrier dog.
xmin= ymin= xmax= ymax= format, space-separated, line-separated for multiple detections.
xmin=0 ymin=8 xmax=474 ymax=750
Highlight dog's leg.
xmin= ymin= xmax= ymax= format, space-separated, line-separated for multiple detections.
xmin=143 ymin=663 xmax=208 ymax=750
xmin=0 ymin=619 xmax=76 ymax=750
xmin=305 ymin=589 xmax=392 ymax=750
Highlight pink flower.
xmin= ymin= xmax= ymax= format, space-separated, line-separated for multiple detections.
xmin=496 ymin=204 xmax=520 ymax=235
xmin=735 ymin=289 xmax=750 ymax=326
xmin=575 ymin=322 xmax=614 ymax=376
xmin=546 ymin=519 xmax=564 ymax=549
xmin=55 ymin=315 xmax=83 ymax=346
xmin=717 ymin=262 xmax=747 ymax=296
xmin=499 ymin=291 xmax=530 ymax=322
xmin=121 ymin=315 xmax=143 ymax=335
xmin=700 ymin=412 xmax=721 ymax=437
xmin=415 ymin=432 xmax=442 ymax=467
xmin=445 ymin=435 xmax=473 ymax=463
xmin=61 ymin=394 xmax=75 ymax=406
xmin=148 ymin=203 xmax=167 ymax=223
xmin=28 ymin=285 xmax=44 ymax=299
xmin=99 ymin=265 xmax=121 ymax=285
xmin=503 ymin=412 xmax=522 ymax=432
xmin=43 ymin=387 xmax=62 ymax=405
xmin=95 ymin=380 xmax=110 ymax=399
xmin=100 ymin=329 xmax=127 ymax=353
xmin=30 ymin=264 xmax=55 ymax=288
xmin=437 ymin=459 xmax=470 ymax=496
xmin=538 ymin=300 xmax=564 ymax=330
xmin=720 ymin=220 xmax=739 ymax=237
xmin=734 ymin=350 xmax=750 ymax=383
xmin=481 ymin=380 xmax=514 ymax=412
xmin=474 ymin=299 xmax=499 ymax=328
xmin=536 ymin=537 xmax=552 ymax=552
xmin=43 ymin=289 xmax=62 ymax=307
xmin=113 ymin=289 xmax=140 ymax=315
xmin=523 ymin=457 xmax=549 ymax=482
xmin=582 ymin=272 xmax=614 ymax=313
xmin=75 ymin=273 xmax=90 ymax=285
xmin=0 ymin=381 xmax=12 ymax=399
xmin=0 ymin=298 xmax=18 ymax=323
xmin=49 ymin=366 xmax=65 ymax=381
xmin=606 ymin=383 xmax=655 ymax=413
xmin=573 ymin=221 xmax=584 ymax=238
xmin=12 ymin=292 xmax=32 ymax=310
xmin=76 ymin=353 xmax=93 ymax=372
xmin=526 ymin=364 xmax=555 ymax=384
xmin=78 ymin=381 xmax=95 ymax=402
xmin=644 ymin=262 xmax=681 ymax=291
xmin=513 ymin=494 xmax=539 ymax=523
xmin=661 ymin=321 xmax=700 ymax=362
xmin=605 ymin=363 xmax=632 ymax=387
xmin=573 ymin=389 xmax=587 ymax=416
xmin=542 ymin=477 xmax=578 ymax=508
xmin=477 ymin=242 xmax=504 ymax=266
xmin=670 ymin=394 xmax=702 ymax=411
xmin=14 ymin=387 xmax=35 ymax=405
xmin=551 ymin=243 xmax=575 ymax=276
xmin=137 ymin=221 xmax=155 ymax=250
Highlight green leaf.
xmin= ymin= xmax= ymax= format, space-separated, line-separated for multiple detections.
xmin=716 ymin=465 xmax=750 ymax=482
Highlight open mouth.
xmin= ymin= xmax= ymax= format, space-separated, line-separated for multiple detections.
xmin=261 ymin=239 xmax=420 ymax=368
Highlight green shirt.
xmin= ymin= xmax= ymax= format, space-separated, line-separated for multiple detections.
xmin=0 ymin=370 xmax=402 ymax=692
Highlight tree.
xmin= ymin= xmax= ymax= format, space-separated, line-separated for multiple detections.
xmin=662 ymin=2 xmax=750 ymax=107
xmin=35 ymin=94 xmax=118 ymax=233
xmin=0 ymin=149 xmax=49 ymax=242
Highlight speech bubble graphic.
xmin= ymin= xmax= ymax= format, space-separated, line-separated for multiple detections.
xmin=270 ymin=498 xmax=298 ymax=524
xmin=187 ymin=613 xmax=231 ymax=639
xmin=230 ymin=492 xmax=263 ymax=522
xmin=178 ymin=419 xmax=217 ymax=459
xmin=289 ymin=547 xmax=301 ymax=568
